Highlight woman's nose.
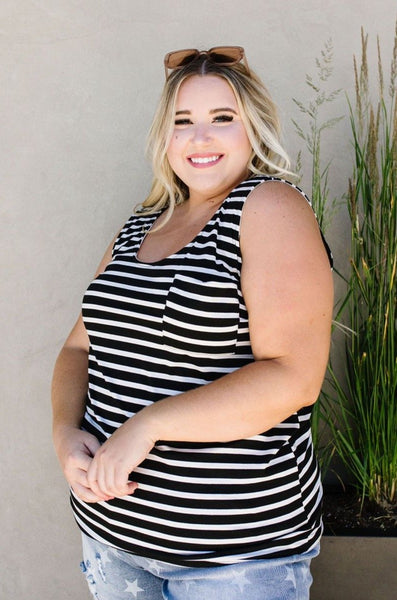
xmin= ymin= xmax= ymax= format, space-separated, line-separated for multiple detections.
xmin=191 ymin=123 xmax=212 ymax=143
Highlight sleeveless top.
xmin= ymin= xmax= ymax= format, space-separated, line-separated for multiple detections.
xmin=72 ymin=175 xmax=332 ymax=567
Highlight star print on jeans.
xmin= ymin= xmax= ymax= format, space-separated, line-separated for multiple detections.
xmin=145 ymin=557 xmax=162 ymax=576
xmin=228 ymin=567 xmax=253 ymax=592
xmin=124 ymin=578 xmax=144 ymax=597
xmin=99 ymin=549 xmax=113 ymax=567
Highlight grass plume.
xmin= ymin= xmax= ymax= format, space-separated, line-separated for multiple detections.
xmin=325 ymin=22 xmax=397 ymax=508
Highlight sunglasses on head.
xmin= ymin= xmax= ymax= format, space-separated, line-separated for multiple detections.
xmin=164 ymin=46 xmax=248 ymax=78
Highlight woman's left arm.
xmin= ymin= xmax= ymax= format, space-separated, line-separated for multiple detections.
xmin=86 ymin=181 xmax=334 ymax=500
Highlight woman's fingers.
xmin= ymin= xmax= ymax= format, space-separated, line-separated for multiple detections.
xmin=71 ymin=481 xmax=110 ymax=504
xmin=87 ymin=460 xmax=137 ymax=499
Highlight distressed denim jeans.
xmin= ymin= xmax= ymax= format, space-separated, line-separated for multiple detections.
xmin=80 ymin=533 xmax=319 ymax=600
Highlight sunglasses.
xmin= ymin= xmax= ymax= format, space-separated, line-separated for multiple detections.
xmin=164 ymin=46 xmax=248 ymax=78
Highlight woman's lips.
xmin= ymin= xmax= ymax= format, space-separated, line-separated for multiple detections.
xmin=187 ymin=154 xmax=223 ymax=168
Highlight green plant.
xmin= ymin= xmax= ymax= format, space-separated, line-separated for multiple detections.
xmin=326 ymin=24 xmax=397 ymax=508
xmin=292 ymin=41 xmax=343 ymax=475
xmin=292 ymin=38 xmax=343 ymax=232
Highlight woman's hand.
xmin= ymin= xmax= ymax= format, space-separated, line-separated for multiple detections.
xmin=86 ymin=415 xmax=156 ymax=500
xmin=54 ymin=426 xmax=113 ymax=503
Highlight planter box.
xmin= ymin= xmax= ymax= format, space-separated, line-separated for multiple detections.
xmin=310 ymin=535 xmax=397 ymax=599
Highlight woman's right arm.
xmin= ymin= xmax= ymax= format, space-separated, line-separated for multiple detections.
xmin=51 ymin=316 xmax=107 ymax=502
xmin=51 ymin=235 xmax=117 ymax=503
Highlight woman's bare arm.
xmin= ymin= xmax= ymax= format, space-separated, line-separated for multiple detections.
xmin=51 ymin=234 xmax=136 ymax=502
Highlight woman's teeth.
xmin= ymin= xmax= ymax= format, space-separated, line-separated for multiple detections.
xmin=190 ymin=155 xmax=221 ymax=164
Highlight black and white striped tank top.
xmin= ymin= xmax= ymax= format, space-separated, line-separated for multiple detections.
xmin=72 ymin=176 xmax=330 ymax=567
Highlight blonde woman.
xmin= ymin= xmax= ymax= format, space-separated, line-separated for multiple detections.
xmin=52 ymin=47 xmax=333 ymax=600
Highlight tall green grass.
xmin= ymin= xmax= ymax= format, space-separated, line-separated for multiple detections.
xmin=326 ymin=24 xmax=397 ymax=507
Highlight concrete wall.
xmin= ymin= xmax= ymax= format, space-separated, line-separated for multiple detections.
xmin=1 ymin=2 xmax=395 ymax=598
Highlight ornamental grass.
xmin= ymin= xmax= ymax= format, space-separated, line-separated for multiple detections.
xmin=325 ymin=23 xmax=397 ymax=508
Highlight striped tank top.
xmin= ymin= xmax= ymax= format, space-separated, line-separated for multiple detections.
xmin=72 ymin=175 xmax=331 ymax=567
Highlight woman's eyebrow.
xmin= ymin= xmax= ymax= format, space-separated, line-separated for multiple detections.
xmin=210 ymin=107 xmax=238 ymax=114
xmin=175 ymin=107 xmax=238 ymax=115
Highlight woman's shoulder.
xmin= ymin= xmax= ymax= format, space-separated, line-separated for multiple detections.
xmin=242 ymin=178 xmax=315 ymax=235
xmin=239 ymin=176 xmax=333 ymax=267
xmin=235 ymin=175 xmax=310 ymax=204
xmin=226 ymin=176 xmax=311 ymax=216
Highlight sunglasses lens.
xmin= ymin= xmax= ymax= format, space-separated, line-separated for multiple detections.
xmin=209 ymin=47 xmax=243 ymax=64
xmin=166 ymin=49 xmax=199 ymax=69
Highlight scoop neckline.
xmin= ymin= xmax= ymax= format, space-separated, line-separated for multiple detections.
xmin=134 ymin=200 xmax=224 ymax=265
xmin=133 ymin=176 xmax=268 ymax=265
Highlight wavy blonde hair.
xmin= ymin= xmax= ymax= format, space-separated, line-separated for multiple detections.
xmin=136 ymin=55 xmax=293 ymax=218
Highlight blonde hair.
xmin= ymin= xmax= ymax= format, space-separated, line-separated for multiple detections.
xmin=136 ymin=56 xmax=293 ymax=218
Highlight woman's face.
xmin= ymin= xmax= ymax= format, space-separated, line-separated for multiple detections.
xmin=166 ymin=75 xmax=252 ymax=203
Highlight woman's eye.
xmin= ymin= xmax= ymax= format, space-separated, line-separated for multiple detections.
xmin=174 ymin=114 xmax=234 ymax=127
xmin=213 ymin=114 xmax=234 ymax=123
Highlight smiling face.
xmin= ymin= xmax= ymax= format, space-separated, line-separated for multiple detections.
xmin=166 ymin=75 xmax=252 ymax=204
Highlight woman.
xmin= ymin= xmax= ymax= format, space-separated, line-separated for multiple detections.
xmin=52 ymin=47 xmax=334 ymax=599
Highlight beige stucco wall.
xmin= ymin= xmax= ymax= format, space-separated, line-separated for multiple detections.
xmin=1 ymin=2 xmax=395 ymax=598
